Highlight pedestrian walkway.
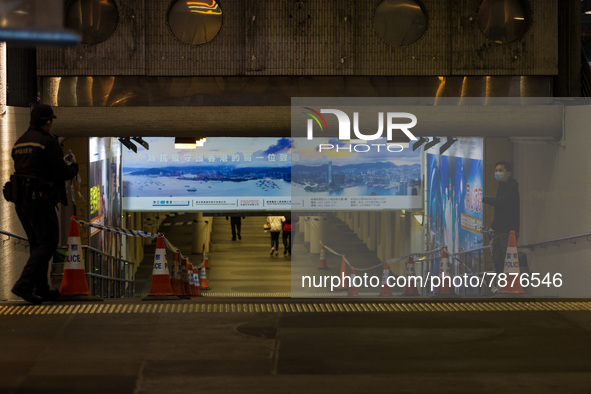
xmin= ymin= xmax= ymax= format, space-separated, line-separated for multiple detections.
xmin=136 ymin=215 xmax=294 ymax=297
xmin=2 ymin=297 xmax=591 ymax=393
xmin=205 ymin=216 xmax=292 ymax=296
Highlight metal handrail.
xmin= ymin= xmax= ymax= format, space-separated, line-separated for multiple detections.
xmin=0 ymin=229 xmax=28 ymax=242
xmin=518 ymin=232 xmax=591 ymax=250
xmin=0 ymin=229 xmax=136 ymax=298
xmin=53 ymin=245 xmax=136 ymax=298
xmin=414 ymin=245 xmax=491 ymax=263
xmin=81 ymin=245 xmax=135 ymax=265
xmin=450 ymin=245 xmax=492 ymax=256
xmin=407 ymin=245 xmax=492 ymax=297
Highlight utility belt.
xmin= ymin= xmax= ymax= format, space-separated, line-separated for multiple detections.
xmin=3 ymin=175 xmax=57 ymax=203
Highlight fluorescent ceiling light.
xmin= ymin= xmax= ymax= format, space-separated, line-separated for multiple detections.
xmin=174 ymin=137 xmax=207 ymax=149
xmin=413 ymin=214 xmax=423 ymax=226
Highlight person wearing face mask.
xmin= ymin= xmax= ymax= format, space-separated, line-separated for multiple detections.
xmin=483 ymin=161 xmax=520 ymax=275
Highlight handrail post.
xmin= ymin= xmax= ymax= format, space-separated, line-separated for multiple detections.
xmin=478 ymin=249 xmax=482 ymax=297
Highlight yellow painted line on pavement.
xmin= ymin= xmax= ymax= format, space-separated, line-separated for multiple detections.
xmin=2 ymin=301 xmax=591 ymax=315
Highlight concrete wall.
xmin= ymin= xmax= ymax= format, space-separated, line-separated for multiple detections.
xmin=37 ymin=0 xmax=558 ymax=77
xmin=514 ymin=105 xmax=591 ymax=297
xmin=0 ymin=107 xmax=30 ymax=301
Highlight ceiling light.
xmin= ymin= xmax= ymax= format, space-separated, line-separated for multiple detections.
xmin=175 ymin=137 xmax=197 ymax=150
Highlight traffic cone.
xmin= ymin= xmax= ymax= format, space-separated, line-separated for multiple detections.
xmin=334 ymin=256 xmax=349 ymax=291
xmin=500 ymin=231 xmax=525 ymax=294
xmin=182 ymin=257 xmax=191 ymax=296
xmin=143 ymin=236 xmax=180 ymax=300
xmin=379 ymin=263 xmax=393 ymax=297
xmin=193 ymin=266 xmax=202 ymax=297
xmin=317 ymin=244 xmax=329 ymax=270
xmin=187 ymin=261 xmax=196 ymax=296
xmin=202 ymin=243 xmax=210 ymax=269
xmin=199 ymin=266 xmax=211 ymax=290
xmin=59 ymin=216 xmax=101 ymax=301
xmin=171 ymin=252 xmax=190 ymax=299
xmin=347 ymin=269 xmax=359 ymax=297
xmin=403 ymin=256 xmax=420 ymax=296
xmin=435 ymin=247 xmax=454 ymax=295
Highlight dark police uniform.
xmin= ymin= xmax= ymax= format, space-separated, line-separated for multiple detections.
xmin=10 ymin=105 xmax=78 ymax=303
xmin=483 ymin=178 xmax=520 ymax=274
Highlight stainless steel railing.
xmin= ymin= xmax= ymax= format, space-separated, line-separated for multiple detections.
xmin=413 ymin=245 xmax=492 ymax=297
xmin=52 ymin=245 xmax=136 ymax=298
xmin=518 ymin=232 xmax=591 ymax=250
xmin=0 ymin=229 xmax=27 ymax=242
xmin=1 ymin=229 xmax=135 ymax=298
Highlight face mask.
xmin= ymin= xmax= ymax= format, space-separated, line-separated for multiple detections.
xmin=494 ymin=172 xmax=505 ymax=182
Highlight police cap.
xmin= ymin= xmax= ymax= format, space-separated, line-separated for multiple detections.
xmin=31 ymin=104 xmax=57 ymax=121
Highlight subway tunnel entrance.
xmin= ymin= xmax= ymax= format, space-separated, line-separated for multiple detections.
xmin=133 ymin=214 xmax=294 ymax=298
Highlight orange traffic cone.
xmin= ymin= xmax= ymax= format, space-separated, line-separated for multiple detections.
xmin=202 ymin=243 xmax=210 ymax=269
xmin=334 ymin=256 xmax=348 ymax=291
xmin=143 ymin=236 xmax=180 ymax=300
xmin=317 ymin=244 xmax=329 ymax=270
xmin=182 ymin=257 xmax=191 ymax=296
xmin=379 ymin=263 xmax=393 ymax=297
xmin=59 ymin=216 xmax=101 ymax=301
xmin=347 ymin=269 xmax=359 ymax=297
xmin=435 ymin=247 xmax=454 ymax=296
xmin=193 ymin=266 xmax=202 ymax=297
xmin=403 ymin=256 xmax=420 ymax=296
xmin=199 ymin=266 xmax=211 ymax=290
xmin=171 ymin=252 xmax=190 ymax=299
xmin=500 ymin=231 xmax=525 ymax=294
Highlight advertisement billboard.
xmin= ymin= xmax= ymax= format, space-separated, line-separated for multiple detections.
xmin=426 ymin=138 xmax=484 ymax=255
xmin=122 ymin=137 xmax=292 ymax=212
xmin=291 ymin=138 xmax=421 ymax=210
xmin=89 ymin=137 xmax=122 ymax=256
xmin=122 ymin=137 xmax=422 ymax=212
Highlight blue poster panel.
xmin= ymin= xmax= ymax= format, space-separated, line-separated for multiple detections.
xmin=426 ymin=138 xmax=483 ymax=255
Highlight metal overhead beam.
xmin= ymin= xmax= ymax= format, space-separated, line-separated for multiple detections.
xmin=50 ymin=104 xmax=564 ymax=140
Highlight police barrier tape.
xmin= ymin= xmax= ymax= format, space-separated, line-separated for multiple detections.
xmin=319 ymin=239 xmax=445 ymax=273
xmin=74 ymin=218 xmax=158 ymax=238
xmin=314 ymin=241 xmax=497 ymax=295
xmin=72 ymin=218 xmax=204 ymax=270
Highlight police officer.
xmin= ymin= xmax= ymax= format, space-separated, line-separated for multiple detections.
xmin=10 ymin=104 xmax=78 ymax=304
